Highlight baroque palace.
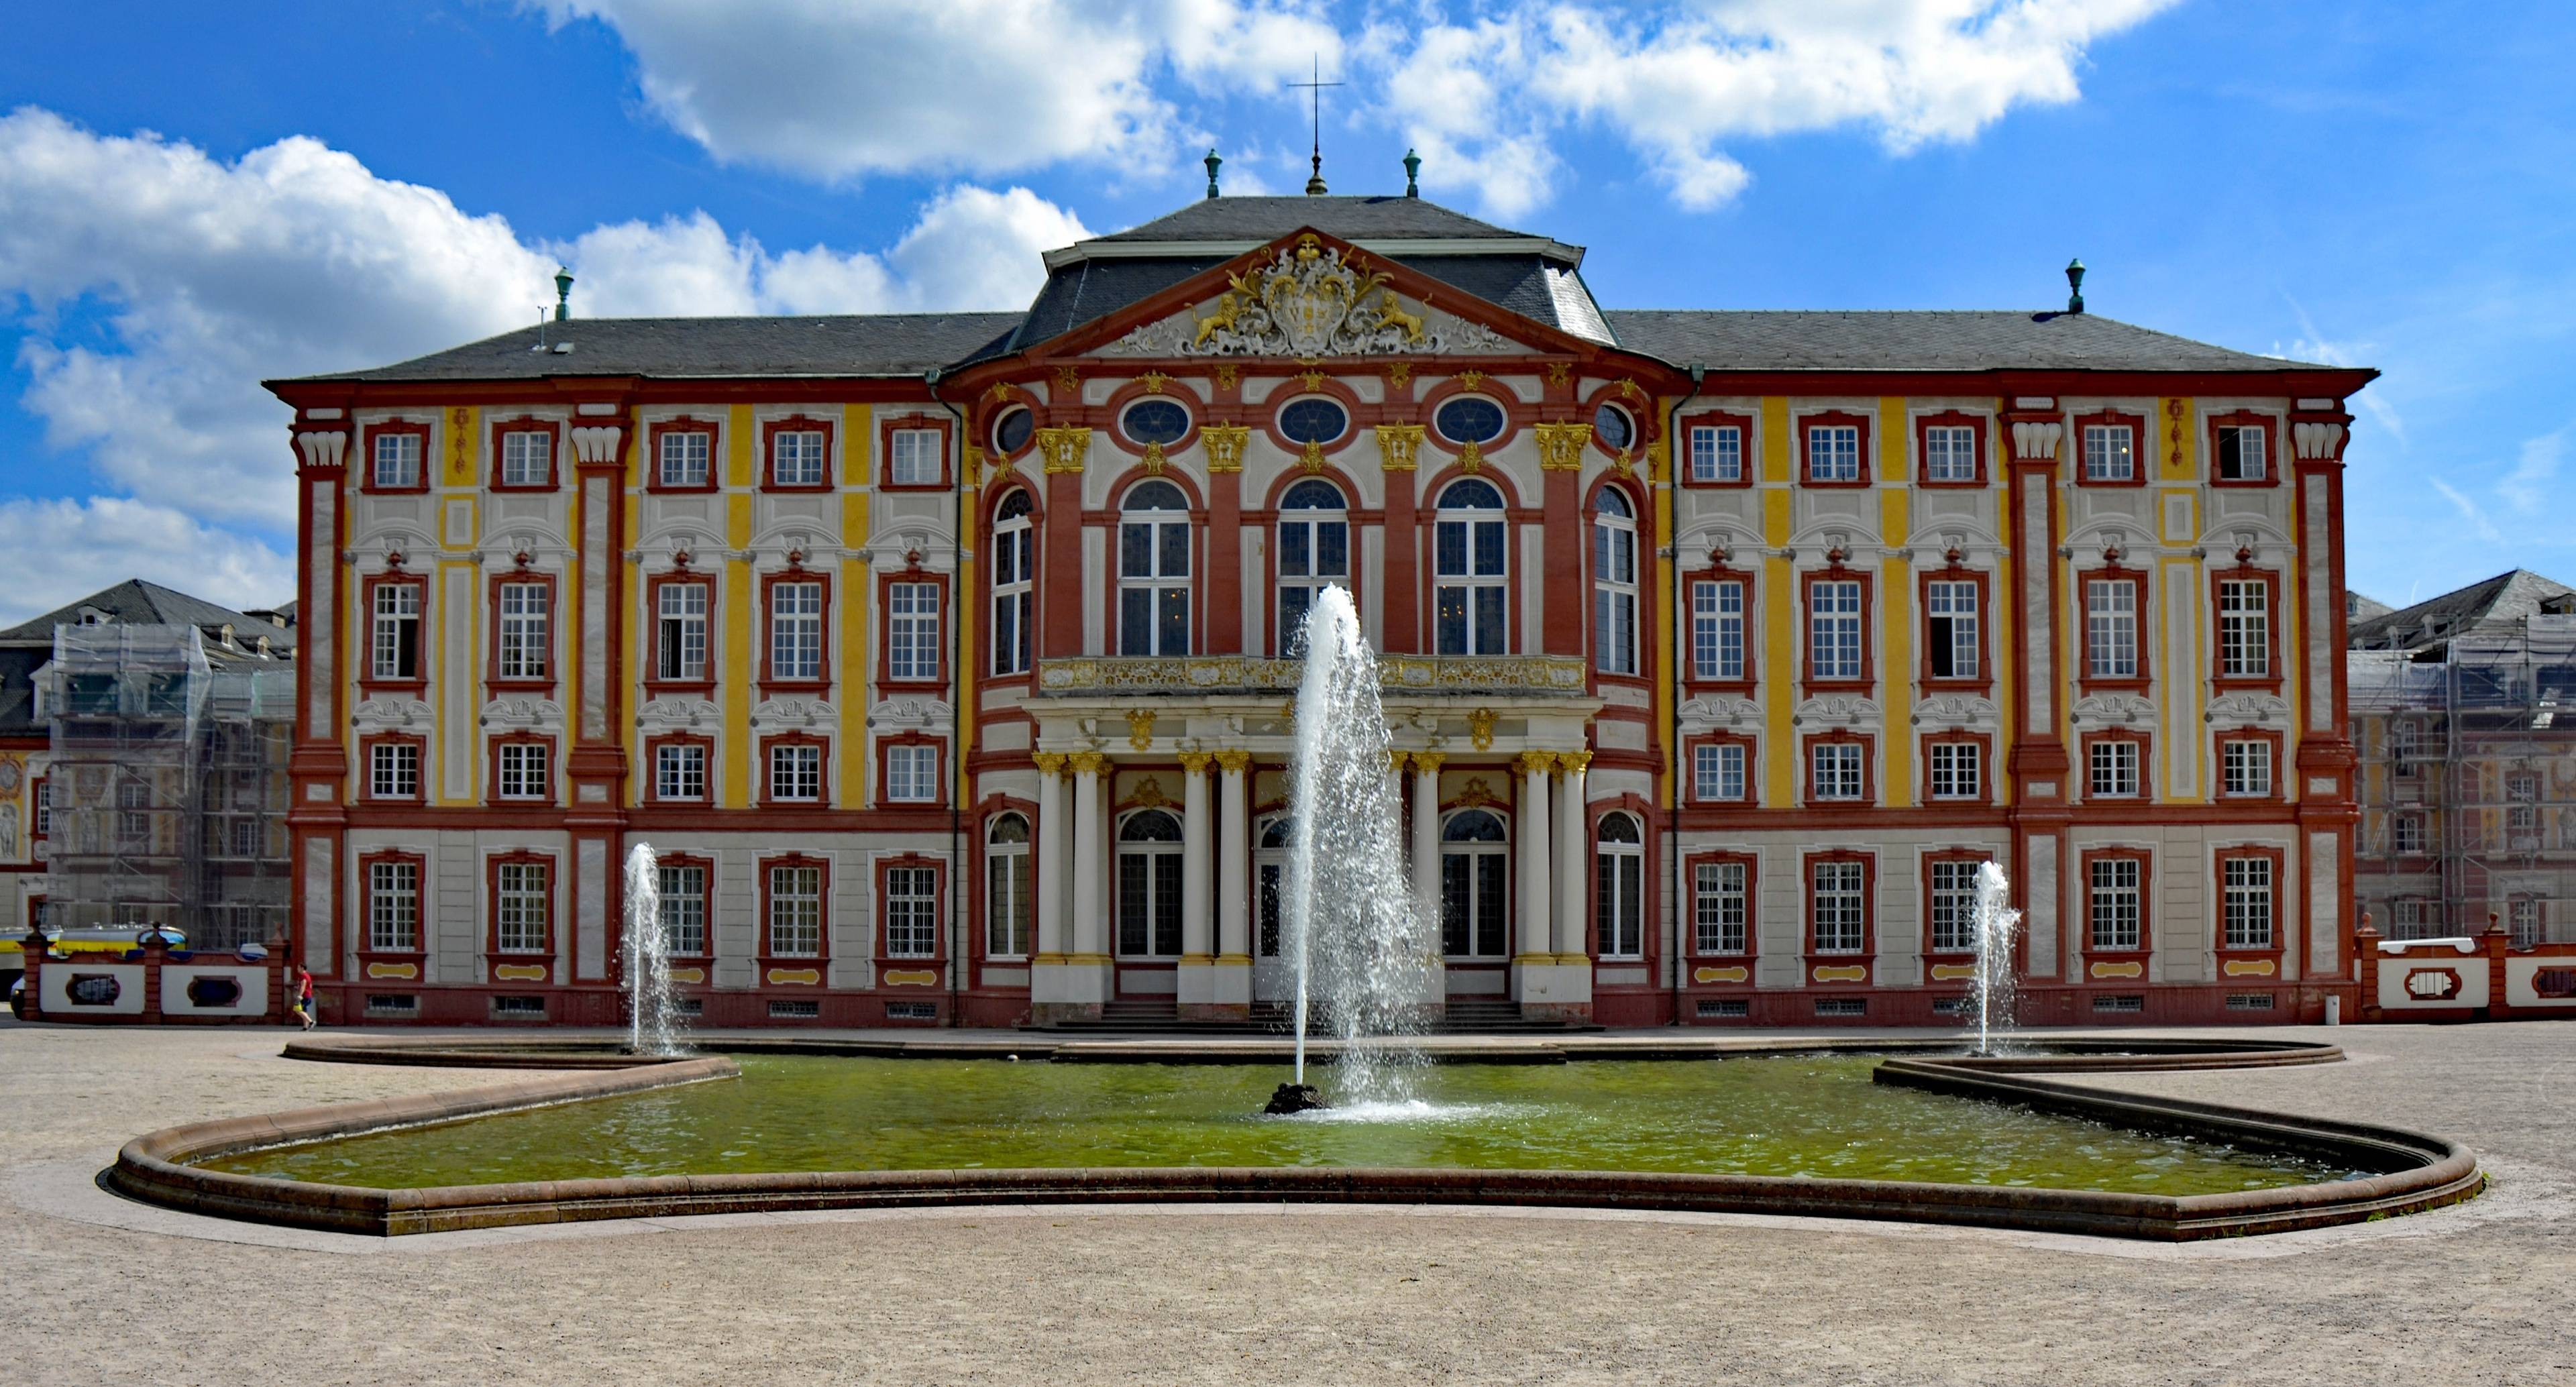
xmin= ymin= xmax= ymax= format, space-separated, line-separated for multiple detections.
xmin=264 ymin=177 xmax=2372 ymax=1029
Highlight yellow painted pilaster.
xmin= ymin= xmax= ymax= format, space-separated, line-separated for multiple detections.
xmin=1878 ymin=471 xmax=1913 ymax=808
xmin=841 ymin=403 xmax=873 ymax=809
xmin=1760 ymin=397 xmax=1790 ymax=484
xmin=1762 ymin=553 xmax=1796 ymax=806
xmin=720 ymin=405 xmax=755 ymax=807
xmin=1654 ymin=408 xmax=1678 ymax=809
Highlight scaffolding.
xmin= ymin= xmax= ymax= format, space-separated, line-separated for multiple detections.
xmin=37 ymin=624 xmax=293 ymax=950
xmin=2352 ymin=615 xmax=2576 ymax=947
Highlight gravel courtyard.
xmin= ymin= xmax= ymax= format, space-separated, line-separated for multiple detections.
xmin=4 ymin=1019 xmax=2570 ymax=1386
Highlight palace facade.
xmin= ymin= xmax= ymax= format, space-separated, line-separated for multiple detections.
xmin=265 ymin=186 xmax=2372 ymax=1028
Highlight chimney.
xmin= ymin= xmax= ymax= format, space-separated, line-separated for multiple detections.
xmin=554 ymin=266 xmax=574 ymax=322
xmin=2064 ymin=258 xmax=2086 ymax=315
xmin=1204 ymin=148 xmax=1222 ymax=199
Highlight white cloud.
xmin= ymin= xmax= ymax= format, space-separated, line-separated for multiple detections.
xmin=0 ymin=496 xmax=292 ymax=627
xmin=2498 ymin=427 xmax=2569 ymax=514
xmin=2428 ymin=479 xmax=2504 ymax=546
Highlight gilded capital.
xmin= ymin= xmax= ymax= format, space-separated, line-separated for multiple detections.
xmin=1534 ymin=421 xmax=1592 ymax=471
xmin=1202 ymin=423 xmax=1250 ymax=474
xmin=1413 ymin=751 xmax=1446 ymax=775
xmin=1066 ymin=751 xmax=1108 ymax=775
xmin=1032 ymin=752 xmax=1067 ymax=776
xmin=1516 ymin=750 xmax=1560 ymax=777
xmin=1036 ymin=425 xmax=1091 ymax=475
xmin=1177 ymin=751 xmax=1214 ymax=773
xmin=1213 ymin=748 xmax=1253 ymax=774
xmin=1375 ymin=423 xmax=1424 ymax=472
xmin=1385 ymin=748 xmax=1411 ymax=772
xmin=1560 ymin=750 xmax=1593 ymax=775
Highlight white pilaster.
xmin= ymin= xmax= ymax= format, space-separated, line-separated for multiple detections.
xmin=1554 ymin=753 xmax=1591 ymax=960
xmin=1515 ymin=751 xmax=1554 ymax=962
xmin=1176 ymin=752 xmax=1216 ymax=1015
xmin=1213 ymin=748 xmax=1252 ymax=1014
xmin=1411 ymin=753 xmax=1444 ymax=942
xmin=1033 ymin=754 xmax=1067 ymax=958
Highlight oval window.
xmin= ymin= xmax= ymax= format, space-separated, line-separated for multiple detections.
xmin=1278 ymin=398 xmax=1348 ymax=445
xmin=1436 ymin=396 xmax=1506 ymax=445
xmin=992 ymin=406 xmax=1032 ymax=455
xmin=1593 ymin=403 xmax=1634 ymax=451
xmin=1122 ymin=399 xmax=1191 ymax=447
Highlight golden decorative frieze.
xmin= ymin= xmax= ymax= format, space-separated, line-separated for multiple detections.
xmin=1126 ymin=708 xmax=1157 ymax=750
xmin=1201 ymin=423 xmax=1249 ymax=474
xmin=1140 ymin=440 xmax=1167 ymax=476
xmin=766 ymin=967 xmax=821 ymax=986
xmin=1036 ymin=426 xmax=1090 ymax=475
xmin=883 ymin=969 xmax=938 ymax=987
xmin=1813 ymin=964 xmax=1868 ymax=984
xmin=1535 ymin=421 xmax=1592 ymax=471
xmin=1376 ymin=423 xmax=1424 ymax=472
xmin=1299 ymin=439 xmax=1326 ymax=474
xmin=494 ymin=963 xmax=547 ymax=983
xmin=1458 ymin=439 xmax=1485 ymax=476
xmin=1213 ymin=748 xmax=1253 ymax=774
xmin=1694 ymin=964 xmax=1749 ymax=985
xmin=1034 ymin=655 xmax=1589 ymax=697
xmin=1467 ymin=707 xmax=1499 ymax=750
xmin=1454 ymin=776 xmax=1497 ymax=807
xmin=1126 ymin=775 xmax=1171 ymax=808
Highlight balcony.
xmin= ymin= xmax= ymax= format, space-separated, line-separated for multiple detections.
xmin=1034 ymin=654 xmax=1591 ymax=698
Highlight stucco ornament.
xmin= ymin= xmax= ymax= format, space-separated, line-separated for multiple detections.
xmin=1109 ymin=235 xmax=1508 ymax=357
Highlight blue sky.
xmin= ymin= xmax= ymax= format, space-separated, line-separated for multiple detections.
xmin=1 ymin=0 xmax=2569 ymax=624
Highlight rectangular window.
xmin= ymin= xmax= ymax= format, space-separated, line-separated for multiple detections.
xmin=2088 ymin=740 xmax=2141 ymax=797
xmin=2392 ymin=813 xmax=2423 ymax=854
xmin=496 ymin=742 xmax=550 ymax=801
xmin=657 ymin=430 xmax=710 ymax=488
xmin=369 ymin=741 xmax=420 ymax=800
xmin=2221 ymin=739 xmax=2273 ymax=796
xmin=2085 ymin=579 xmax=2139 ymax=679
xmin=1923 ymin=424 xmax=1977 ymax=482
xmin=1689 ymin=424 xmax=1742 ymax=483
xmin=2508 ymin=772 xmax=2540 ymax=832
xmin=890 ymin=427 xmax=942 ymax=486
xmin=987 ymin=846 xmax=1031 ymax=959
xmin=769 ymin=743 xmax=822 ymax=802
xmin=2082 ymin=424 xmax=2135 ymax=482
xmin=654 ymin=742 xmax=707 ymax=801
xmin=368 ymin=860 xmax=420 ymax=952
xmin=773 ymin=429 xmax=826 ymax=486
xmin=1694 ymin=742 xmax=1747 ymax=802
xmin=2218 ymin=579 xmax=2271 ymax=678
xmin=1927 ymin=742 xmax=1981 ymax=801
xmin=2217 ymin=423 xmax=2267 ymax=481
xmin=32 ymin=779 xmax=50 ymax=839
xmin=885 ymin=865 xmax=938 ymax=958
xmin=2088 ymin=858 xmax=2143 ymax=950
xmin=1806 ymin=424 xmax=1860 ymax=482
xmin=656 ymin=581 xmax=710 ymax=683
xmin=1808 ymin=579 xmax=1863 ymax=681
xmin=885 ymin=743 xmax=939 ymax=803
xmin=2391 ymin=897 xmax=2432 ymax=941
xmin=1693 ymin=861 xmax=1748 ymax=954
xmin=1811 ymin=861 xmax=1866 ymax=954
xmin=1924 ymin=579 xmax=1978 ymax=679
xmin=496 ymin=581 xmax=550 ymax=681
xmin=2508 ymin=897 xmax=2542 ymax=950
xmin=372 ymin=582 xmax=421 ymax=681
xmin=1812 ymin=742 xmax=1864 ymax=801
xmin=767 ymin=864 xmax=822 ymax=956
xmin=2222 ymin=857 xmax=2273 ymax=949
xmin=887 ymin=582 xmax=941 ymax=682
xmin=1928 ymin=859 xmax=1980 ymax=953
xmin=372 ymin=431 xmax=422 ymax=488
xmin=1691 ymin=579 xmax=1745 ymax=681
xmin=659 ymin=863 xmax=707 ymax=954
xmin=499 ymin=431 xmax=551 ymax=487
xmin=496 ymin=861 xmax=549 ymax=953
xmin=769 ymin=581 xmax=824 ymax=682
xmin=2392 ymin=722 xmax=2419 ymax=777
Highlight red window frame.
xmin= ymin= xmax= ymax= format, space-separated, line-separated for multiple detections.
xmin=2074 ymin=562 xmax=2151 ymax=694
xmin=643 ymin=572 xmax=717 ymax=695
xmin=1677 ymin=410 xmax=1756 ymax=489
xmin=1795 ymin=410 xmax=1872 ymax=488
xmin=645 ymin=417 xmax=720 ymax=494
xmin=1913 ymin=410 xmax=1987 ymax=488
xmin=485 ymin=850 xmax=556 ymax=959
xmin=1803 ymin=850 xmax=1876 ymax=960
xmin=2215 ymin=844 xmax=2287 ymax=956
xmin=878 ymin=413 xmax=955 ymax=491
xmin=877 ymin=854 xmax=948 ymax=963
xmin=1917 ymin=563 xmax=1990 ymax=694
xmin=2072 ymin=408 xmax=2150 ymax=488
xmin=1684 ymin=732 xmax=1758 ymax=805
xmin=360 ymin=572 xmax=429 ymax=693
xmin=757 ymin=853 xmax=833 ymax=967
xmin=488 ymin=417 xmax=561 ymax=492
xmin=357 ymin=848 xmax=429 ymax=958
xmin=649 ymin=850 xmax=716 ymax=958
xmin=359 ymin=732 xmax=427 ymax=805
xmin=642 ymin=732 xmax=715 ymax=806
xmin=488 ymin=733 xmax=557 ymax=806
xmin=1921 ymin=731 xmax=1993 ymax=805
xmin=761 ymin=414 xmax=836 ymax=492
xmin=2208 ymin=410 xmax=2280 ymax=488
xmin=2081 ymin=846 xmax=2154 ymax=958
xmin=876 ymin=732 xmax=947 ymax=808
xmin=2210 ymin=563 xmax=2284 ymax=694
xmin=2079 ymin=729 xmax=2151 ymax=802
xmin=878 ymin=571 xmax=949 ymax=689
xmin=1684 ymin=850 xmax=1760 ymax=957
xmin=2214 ymin=727 xmax=2285 ymax=801
xmin=759 ymin=732 xmax=831 ymax=809
xmin=360 ymin=418 xmax=432 ymax=494
xmin=1799 ymin=563 xmax=1874 ymax=692
xmin=1921 ymin=848 xmax=1994 ymax=958
xmin=1682 ymin=563 xmax=1758 ymax=693
xmin=1802 ymin=730 xmax=1876 ymax=807
xmin=486 ymin=571 xmax=559 ymax=696
xmin=759 ymin=569 xmax=833 ymax=694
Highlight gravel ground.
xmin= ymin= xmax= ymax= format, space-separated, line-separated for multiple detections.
xmin=3 ymin=1019 xmax=2570 ymax=1387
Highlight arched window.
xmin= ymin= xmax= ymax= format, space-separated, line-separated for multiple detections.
xmin=1593 ymin=488 xmax=1638 ymax=675
xmin=1255 ymin=816 xmax=1293 ymax=957
xmin=1276 ymin=480 xmax=1348 ymax=655
xmin=1593 ymin=402 xmax=1635 ymax=453
xmin=1595 ymin=812 xmax=1644 ymax=959
xmin=1434 ymin=480 xmax=1508 ymax=655
xmin=985 ymin=812 xmax=1031 ymax=958
xmin=1116 ymin=808 xmax=1185 ymax=957
xmin=1440 ymin=808 xmax=1509 ymax=958
xmin=991 ymin=489 xmax=1034 ymax=676
xmin=1119 ymin=481 xmax=1191 ymax=656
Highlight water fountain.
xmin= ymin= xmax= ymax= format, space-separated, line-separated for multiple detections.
xmin=621 ymin=842 xmax=688 ymax=1056
xmin=1968 ymin=860 xmax=2020 ymax=1056
xmin=1266 ymin=586 xmax=1438 ymax=1115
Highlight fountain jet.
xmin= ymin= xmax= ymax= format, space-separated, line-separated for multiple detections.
xmin=1970 ymin=860 xmax=2021 ymax=1056
xmin=622 ymin=842 xmax=688 ymax=1056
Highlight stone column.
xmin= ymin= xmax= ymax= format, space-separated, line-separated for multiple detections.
xmin=1175 ymin=751 xmax=1216 ymax=1017
xmin=1057 ymin=750 xmax=1112 ymax=1018
xmin=1515 ymin=751 xmax=1555 ymax=963
xmin=1212 ymin=748 xmax=1252 ymax=1016
xmin=1411 ymin=753 xmax=1445 ymax=931
xmin=1032 ymin=753 xmax=1067 ymax=960
xmin=1554 ymin=751 xmax=1592 ymax=960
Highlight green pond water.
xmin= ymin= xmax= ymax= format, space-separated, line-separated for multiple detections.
xmin=206 ymin=1055 xmax=2357 ymax=1195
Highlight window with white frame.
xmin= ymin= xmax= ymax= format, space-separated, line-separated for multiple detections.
xmin=2216 ymin=423 xmax=2267 ymax=481
xmin=887 ymin=581 xmax=941 ymax=682
xmin=2082 ymin=423 xmax=2135 ymax=482
xmin=1693 ymin=860 xmax=1748 ymax=954
xmin=372 ymin=581 xmax=422 ymax=681
xmin=499 ymin=430 xmax=551 ymax=487
xmin=1927 ymin=741 xmax=1981 ymax=800
xmin=2392 ymin=812 xmax=2424 ymax=854
xmin=2508 ymin=771 xmax=2541 ymax=834
xmin=1811 ymin=860 xmax=1866 ymax=953
xmin=1925 ymin=579 xmax=1978 ymax=679
xmin=1690 ymin=578 xmax=1745 ymax=681
xmin=2086 ymin=579 xmax=2139 ymax=679
xmin=1694 ymin=742 xmax=1746 ymax=802
xmin=767 ymin=863 xmax=822 ymax=956
xmin=1118 ymin=810 xmax=1187 ymax=957
xmin=889 ymin=427 xmax=941 ymax=486
xmin=1275 ymin=480 xmax=1350 ymax=656
xmin=985 ymin=814 xmax=1032 ymax=959
xmin=2507 ymin=896 xmax=2543 ymax=950
xmin=769 ymin=581 xmax=823 ymax=681
xmin=1812 ymin=740 xmax=1865 ymax=801
xmin=372 ymin=431 xmax=421 ymax=488
xmin=2222 ymin=856 xmax=2274 ymax=949
xmin=2390 ymin=897 xmax=2434 ymax=940
xmin=117 ymin=781 xmax=150 ymax=845
xmin=1118 ymin=480 xmax=1192 ymax=657
xmin=2088 ymin=739 xmax=2141 ymax=797
xmin=2391 ymin=721 xmax=2420 ymax=777
xmin=991 ymin=489 xmax=1034 ymax=676
xmin=1689 ymin=423 xmax=1742 ymax=483
xmin=1923 ymin=424 xmax=1977 ymax=482
xmin=1595 ymin=814 xmax=1644 ymax=958
xmin=1593 ymin=490 xmax=1638 ymax=675
xmin=495 ymin=860 xmax=549 ymax=952
xmin=1440 ymin=810 xmax=1509 ymax=958
xmin=1927 ymin=858 xmax=1981 ymax=953
xmin=772 ymin=429 xmax=826 ymax=486
xmin=496 ymin=581 xmax=550 ymax=681
xmin=768 ymin=742 xmax=822 ymax=802
xmin=368 ymin=859 xmax=419 ymax=952
xmin=885 ymin=865 xmax=938 ymax=958
xmin=2222 ymin=738 xmax=2273 ymax=796
xmin=2088 ymin=857 xmax=2143 ymax=950
xmin=659 ymin=862 xmax=706 ymax=954
xmin=496 ymin=741 xmax=549 ymax=800
xmin=2218 ymin=579 xmax=2271 ymax=678
xmin=654 ymin=742 xmax=706 ymax=801
xmin=1808 ymin=579 xmax=1863 ymax=681
xmin=885 ymin=742 xmax=939 ymax=803
xmin=32 ymin=778 xmax=50 ymax=839
xmin=369 ymin=741 xmax=419 ymax=800
xmin=1805 ymin=423 xmax=1860 ymax=482
xmin=656 ymin=581 xmax=709 ymax=683
xmin=657 ymin=429 xmax=710 ymax=487
xmin=1434 ymin=479 xmax=1509 ymax=656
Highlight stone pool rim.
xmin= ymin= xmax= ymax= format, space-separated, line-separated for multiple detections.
xmin=105 ymin=1035 xmax=2483 ymax=1243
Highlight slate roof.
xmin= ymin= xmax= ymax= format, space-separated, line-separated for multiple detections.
xmin=2347 ymin=570 xmax=2576 ymax=653
xmin=1601 ymin=310 xmax=2310 ymax=373
xmin=284 ymin=313 xmax=1026 ymax=385
xmin=1093 ymin=195 xmax=1534 ymax=244
xmin=0 ymin=579 xmax=299 ymax=653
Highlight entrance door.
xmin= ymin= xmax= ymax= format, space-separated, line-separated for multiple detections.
xmin=1116 ymin=810 xmax=1184 ymax=963
xmin=1253 ymin=816 xmax=1292 ymax=1002
xmin=1440 ymin=809 xmax=1509 ymax=960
